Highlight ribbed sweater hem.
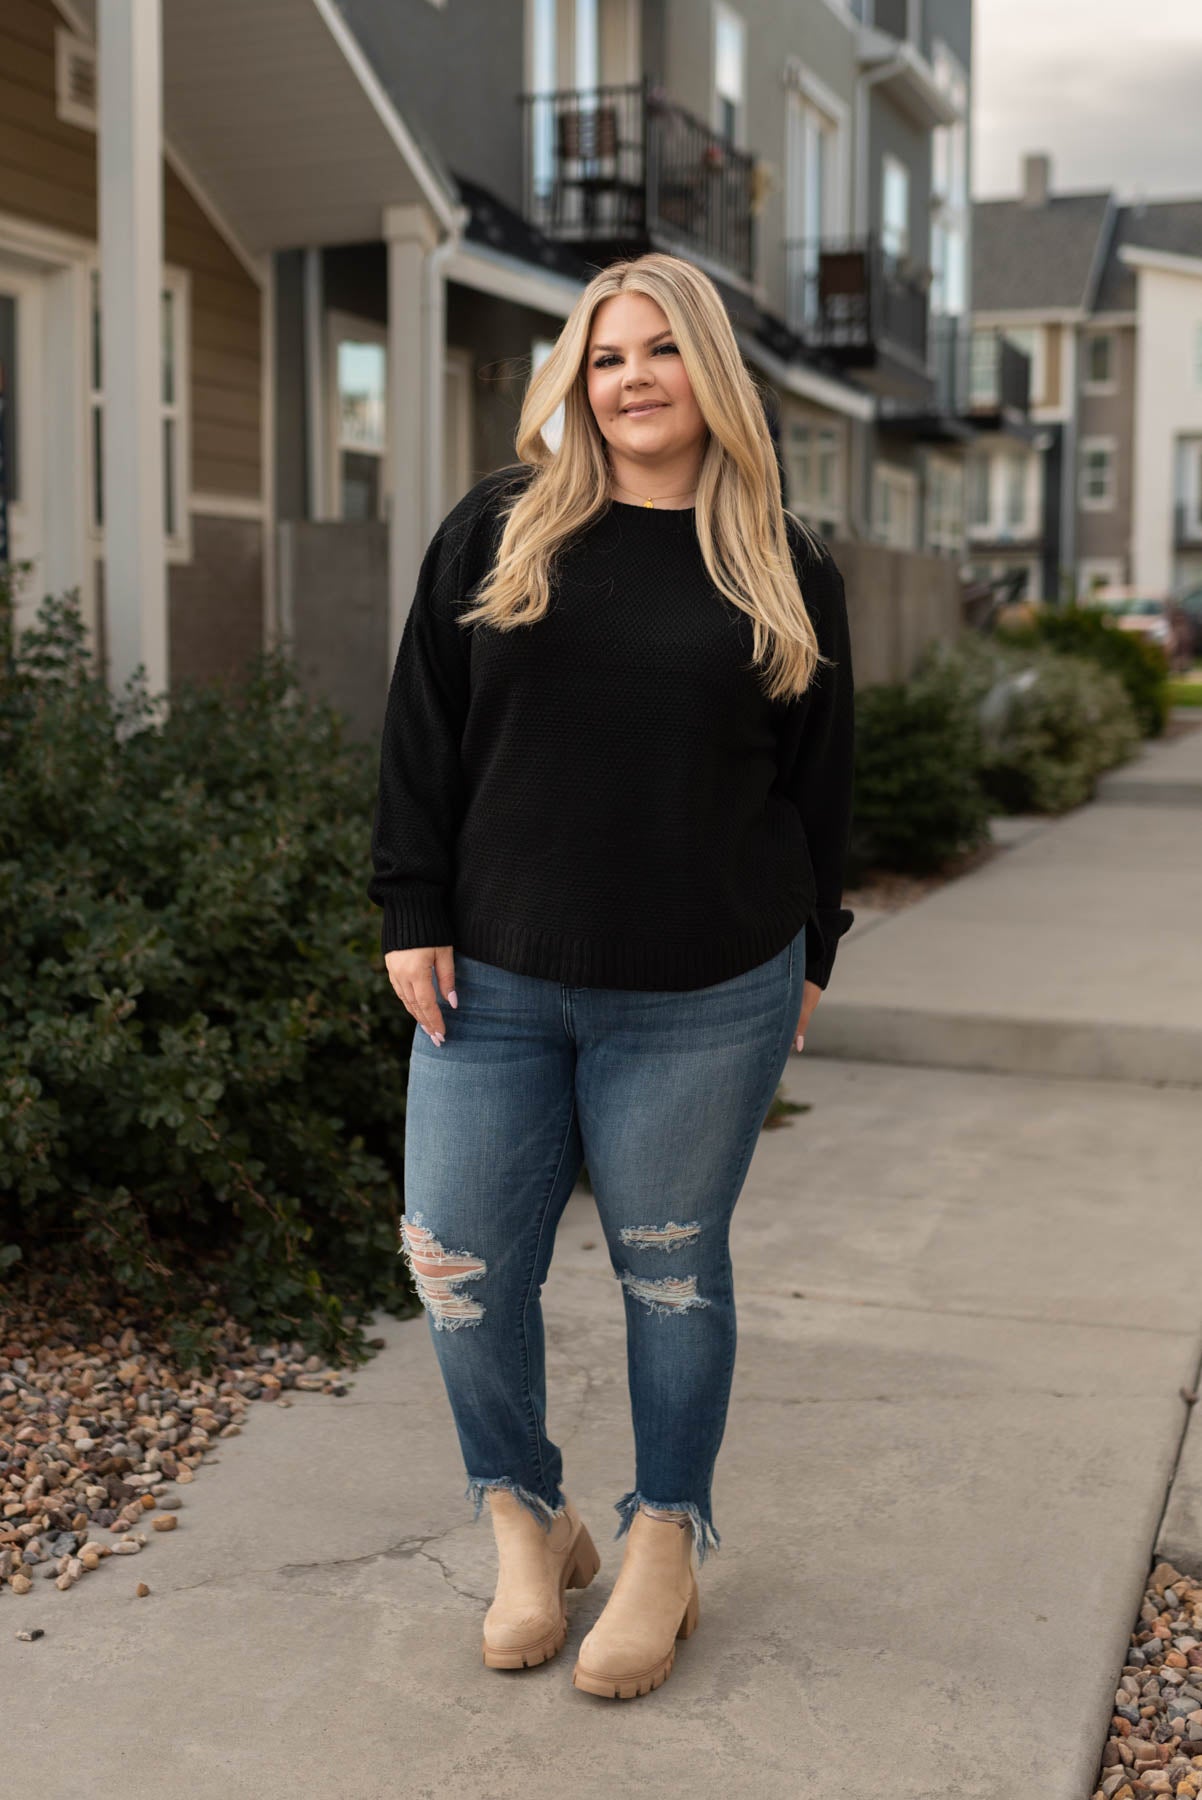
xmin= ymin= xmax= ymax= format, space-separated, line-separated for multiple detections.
xmin=452 ymin=894 xmax=815 ymax=993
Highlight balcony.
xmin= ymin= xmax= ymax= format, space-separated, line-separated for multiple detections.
xmin=518 ymin=78 xmax=757 ymax=287
xmin=783 ymin=233 xmax=930 ymax=380
xmin=931 ymin=317 xmax=1031 ymax=419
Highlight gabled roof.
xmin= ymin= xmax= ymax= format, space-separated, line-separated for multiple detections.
xmin=972 ymin=191 xmax=1113 ymax=313
xmin=1094 ymin=199 xmax=1202 ymax=311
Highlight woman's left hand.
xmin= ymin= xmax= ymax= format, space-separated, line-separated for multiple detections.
xmin=793 ymin=979 xmax=822 ymax=1053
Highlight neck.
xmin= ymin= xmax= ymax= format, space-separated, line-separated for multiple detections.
xmin=606 ymin=447 xmax=703 ymax=509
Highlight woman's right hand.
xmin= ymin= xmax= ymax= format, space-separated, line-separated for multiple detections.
xmin=385 ymin=945 xmax=457 ymax=1044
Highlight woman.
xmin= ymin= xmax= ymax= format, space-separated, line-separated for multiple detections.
xmin=367 ymin=251 xmax=855 ymax=1700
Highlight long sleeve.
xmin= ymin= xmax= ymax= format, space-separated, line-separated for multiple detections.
xmin=774 ymin=537 xmax=856 ymax=990
xmin=367 ymin=518 xmax=472 ymax=956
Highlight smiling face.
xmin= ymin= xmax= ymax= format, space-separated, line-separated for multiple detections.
xmin=585 ymin=290 xmax=708 ymax=484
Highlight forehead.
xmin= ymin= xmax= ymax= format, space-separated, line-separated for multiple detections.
xmin=588 ymin=291 xmax=670 ymax=344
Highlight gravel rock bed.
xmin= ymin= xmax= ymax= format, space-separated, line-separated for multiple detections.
xmin=2 ymin=1280 xmax=363 ymax=1623
xmin=1090 ymin=1560 xmax=1202 ymax=1798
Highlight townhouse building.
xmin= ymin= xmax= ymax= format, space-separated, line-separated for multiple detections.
xmin=970 ymin=151 xmax=1202 ymax=603
xmin=2 ymin=0 xmax=1031 ymax=738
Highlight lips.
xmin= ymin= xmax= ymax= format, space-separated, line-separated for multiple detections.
xmin=623 ymin=401 xmax=665 ymax=416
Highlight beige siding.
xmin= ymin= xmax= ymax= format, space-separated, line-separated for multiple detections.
xmin=0 ymin=0 xmax=261 ymax=499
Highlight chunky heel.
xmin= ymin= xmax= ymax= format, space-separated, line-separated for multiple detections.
xmin=566 ymin=1525 xmax=601 ymax=1590
xmin=676 ymin=1576 xmax=700 ymax=1639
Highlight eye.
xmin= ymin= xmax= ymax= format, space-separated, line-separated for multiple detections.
xmin=592 ymin=353 xmax=619 ymax=368
xmin=654 ymin=342 xmax=679 ymax=355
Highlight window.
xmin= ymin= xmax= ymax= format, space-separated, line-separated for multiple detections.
xmin=872 ymin=463 xmax=917 ymax=549
xmin=531 ymin=337 xmax=563 ymax=454
xmin=785 ymin=418 xmax=843 ymax=533
xmin=714 ymin=5 xmax=746 ymax=145
xmin=1001 ymin=326 xmax=1042 ymax=407
xmin=925 ymin=456 xmax=964 ymax=554
xmin=1173 ymin=437 xmax=1202 ymax=540
xmin=1083 ymin=333 xmax=1114 ymax=392
xmin=966 ymin=454 xmax=991 ymax=528
xmin=1003 ymin=452 xmax=1028 ymax=533
xmin=783 ymin=71 xmax=847 ymax=332
xmin=88 ymin=265 xmax=189 ymax=554
xmin=1079 ymin=438 xmax=1115 ymax=510
xmin=326 ymin=313 xmax=388 ymax=521
xmin=882 ymin=155 xmax=909 ymax=261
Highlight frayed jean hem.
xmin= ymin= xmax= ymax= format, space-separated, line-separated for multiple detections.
xmin=466 ymin=1475 xmax=567 ymax=1531
xmin=613 ymin=1488 xmax=720 ymax=1567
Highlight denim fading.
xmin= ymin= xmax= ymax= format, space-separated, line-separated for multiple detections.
xmin=399 ymin=920 xmax=807 ymax=1566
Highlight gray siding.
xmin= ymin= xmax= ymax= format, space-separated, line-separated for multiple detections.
xmin=336 ymin=0 xmax=527 ymax=210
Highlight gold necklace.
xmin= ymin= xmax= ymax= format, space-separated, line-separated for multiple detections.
xmin=610 ymin=480 xmax=697 ymax=510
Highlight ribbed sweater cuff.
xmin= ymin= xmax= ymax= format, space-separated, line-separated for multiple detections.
xmin=805 ymin=905 xmax=855 ymax=990
xmin=380 ymin=893 xmax=455 ymax=956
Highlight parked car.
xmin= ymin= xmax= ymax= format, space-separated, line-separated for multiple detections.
xmin=1080 ymin=588 xmax=1193 ymax=672
xmin=1173 ymin=582 xmax=1202 ymax=659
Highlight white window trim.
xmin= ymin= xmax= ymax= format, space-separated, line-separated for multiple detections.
xmin=1081 ymin=330 xmax=1117 ymax=396
xmin=712 ymin=2 xmax=747 ymax=145
xmin=86 ymin=258 xmax=192 ymax=565
xmin=872 ymin=462 xmax=918 ymax=550
xmin=784 ymin=412 xmax=846 ymax=532
xmin=325 ymin=309 xmax=389 ymax=523
xmin=1079 ymin=435 xmax=1117 ymax=512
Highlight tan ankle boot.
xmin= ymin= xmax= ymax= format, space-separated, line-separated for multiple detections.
xmin=481 ymin=1489 xmax=601 ymax=1669
xmin=571 ymin=1504 xmax=700 ymax=1699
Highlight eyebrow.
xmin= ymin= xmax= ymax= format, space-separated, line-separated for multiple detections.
xmin=588 ymin=328 xmax=675 ymax=353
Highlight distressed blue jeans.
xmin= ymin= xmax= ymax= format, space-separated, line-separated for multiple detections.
xmin=400 ymin=921 xmax=806 ymax=1566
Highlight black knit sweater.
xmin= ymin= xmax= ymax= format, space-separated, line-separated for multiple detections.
xmin=367 ymin=465 xmax=855 ymax=991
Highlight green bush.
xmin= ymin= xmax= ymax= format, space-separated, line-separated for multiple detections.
xmin=851 ymin=680 xmax=991 ymax=875
xmin=913 ymin=634 xmax=1140 ymax=814
xmin=0 ymin=580 xmax=417 ymax=1371
xmin=995 ymin=604 xmax=1169 ymax=737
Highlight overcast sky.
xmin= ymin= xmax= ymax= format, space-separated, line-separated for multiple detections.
xmin=973 ymin=0 xmax=1202 ymax=201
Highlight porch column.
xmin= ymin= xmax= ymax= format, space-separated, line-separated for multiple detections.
xmin=383 ymin=203 xmax=441 ymax=660
xmin=97 ymin=0 xmax=166 ymax=702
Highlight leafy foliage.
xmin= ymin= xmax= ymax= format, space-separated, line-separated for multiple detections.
xmin=912 ymin=634 xmax=1140 ymax=815
xmin=0 ymin=579 xmax=417 ymax=1371
xmin=850 ymin=680 xmax=991 ymax=875
xmin=995 ymin=604 xmax=1169 ymax=737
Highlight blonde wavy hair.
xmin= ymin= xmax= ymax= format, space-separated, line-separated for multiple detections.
xmin=459 ymin=252 xmax=832 ymax=703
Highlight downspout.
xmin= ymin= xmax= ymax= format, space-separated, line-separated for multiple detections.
xmin=422 ymin=202 xmax=472 ymax=543
xmin=851 ymin=51 xmax=907 ymax=539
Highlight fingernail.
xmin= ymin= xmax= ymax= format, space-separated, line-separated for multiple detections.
xmin=432 ymin=1033 xmax=445 ymax=1046
xmin=795 ymin=1034 xmax=804 ymax=1052
xmin=448 ymin=991 xmax=458 ymax=1008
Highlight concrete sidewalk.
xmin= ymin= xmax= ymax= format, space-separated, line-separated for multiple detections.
xmin=812 ymin=720 xmax=1202 ymax=1087
xmin=7 ymin=1058 xmax=1202 ymax=1800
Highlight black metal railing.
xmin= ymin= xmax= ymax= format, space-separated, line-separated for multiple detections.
xmin=930 ymin=316 xmax=1031 ymax=415
xmin=519 ymin=78 xmax=757 ymax=283
xmin=782 ymin=233 xmax=929 ymax=368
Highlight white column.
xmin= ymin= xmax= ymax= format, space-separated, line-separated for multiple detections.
xmin=383 ymin=204 xmax=441 ymax=660
xmin=98 ymin=0 xmax=166 ymax=702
